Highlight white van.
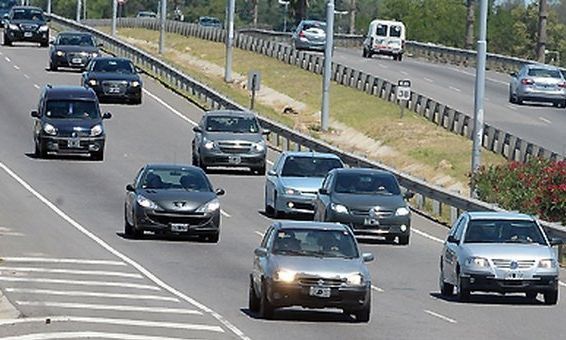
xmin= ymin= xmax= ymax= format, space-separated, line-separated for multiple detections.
xmin=362 ymin=19 xmax=406 ymax=61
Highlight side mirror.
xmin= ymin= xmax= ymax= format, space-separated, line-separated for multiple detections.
xmin=362 ymin=252 xmax=374 ymax=262
xmin=45 ymin=17 xmax=51 ymax=22
xmin=193 ymin=126 xmax=202 ymax=133
xmin=135 ymin=67 xmax=143 ymax=74
xmin=97 ymin=43 xmax=103 ymax=47
xmin=3 ymin=14 xmax=9 ymax=20
xmin=125 ymin=184 xmax=135 ymax=192
xmin=510 ymin=72 xmax=517 ymax=78
xmin=254 ymin=247 xmax=268 ymax=257
xmin=318 ymin=188 xmax=328 ymax=195
xmin=215 ymin=188 xmax=225 ymax=196
xmin=267 ymin=170 xmax=277 ymax=176
xmin=102 ymin=112 xmax=112 ymax=119
xmin=549 ymin=238 xmax=564 ymax=246
xmin=446 ymin=235 xmax=459 ymax=244
xmin=403 ymin=190 xmax=415 ymax=200
xmin=262 ymin=129 xmax=271 ymax=135
xmin=31 ymin=110 xmax=40 ymax=118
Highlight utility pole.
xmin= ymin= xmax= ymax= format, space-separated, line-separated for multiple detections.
xmin=252 ymin=0 xmax=258 ymax=27
xmin=159 ymin=0 xmax=167 ymax=54
xmin=464 ymin=0 xmax=475 ymax=50
xmin=320 ymin=0 xmax=335 ymax=131
xmin=225 ymin=0 xmax=235 ymax=82
xmin=111 ymin=0 xmax=117 ymax=37
xmin=76 ymin=0 xmax=81 ymax=22
xmin=278 ymin=0 xmax=290 ymax=32
xmin=83 ymin=0 xmax=86 ymax=20
xmin=471 ymin=0 xmax=488 ymax=197
xmin=47 ymin=0 xmax=51 ymax=15
xmin=536 ymin=0 xmax=548 ymax=62
xmin=348 ymin=0 xmax=356 ymax=34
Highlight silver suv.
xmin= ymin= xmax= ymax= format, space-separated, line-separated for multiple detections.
xmin=192 ymin=110 xmax=269 ymax=175
xmin=439 ymin=212 xmax=562 ymax=304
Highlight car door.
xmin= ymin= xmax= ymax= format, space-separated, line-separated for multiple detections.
xmin=443 ymin=215 xmax=467 ymax=285
xmin=125 ymin=167 xmax=144 ymax=225
xmin=265 ymin=154 xmax=283 ymax=207
xmin=314 ymin=172 xmax=334 ymax=221
xmin=253 ymin=226 xmax=274 ymax=293
xmin=192 ymin=117 xmax=206 ymax=158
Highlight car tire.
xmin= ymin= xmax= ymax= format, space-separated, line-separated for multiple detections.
xmin=34 ymin=140 xmax=46 ymax=158
xmin=259 ymin=281 xmax=274 ymax=319
xmin=49 ymin=60 xmax=58 ymax=72
xmin=456 ymin=273 xmax=470 ymax=302
xmin=272 ymin=192 xmax=282 ymax=218
xmin=439 ymin=271 xmax=454 ymax=297
xmin=252 ymin=164 xmax=266 ymax=176
xmin=198 ymin=156 xmax=208 ymax=172
xmin=124 ymin=213 xmax=143 ymax=239
xmin=3 ymin=35 xmax=11 ymax=46
xmin=525 ymin=291 xmax=538 ymax=300
xmin=355 ymin=295 xmax=371 ymax=323
xmin=397 ymin=54 xmax=403 ymax=62
xmin=398 ymin=235 xmax=410 ymax=245
xmin=91 ymin=150 xmax=104 ymax=161
xmin=264 ymin=189 xmax=274 ymax=216
xmin=508 ymin=87 xmax=516 ymax=103
xmin=131 ymin=95 xmax=142 ymax=105
xmin=40 ymin=41 xmax=48 ymax=48
xmin=516 ymin=96 xmax=524 ymax=105
xmin=203 ymin=231 xmax=220 ymax=243
xmin=543 ymin=289 xmax=558 ymax=305
xmin=248 ymin=277 xmax=260 ymax=312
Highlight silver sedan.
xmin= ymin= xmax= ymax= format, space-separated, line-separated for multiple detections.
xmin=509 ymin=64 xmax=566 ymax=107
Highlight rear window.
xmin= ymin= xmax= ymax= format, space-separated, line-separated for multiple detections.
xmin=390 ymin=25 xmax=402 ymax=38
xmin=527 ymin=68 xmax=562 ymax=78
xmin=376 ymin=24 xmax=387 ymax=36
xmin=302 ymin=22 xmax=326 ymax=31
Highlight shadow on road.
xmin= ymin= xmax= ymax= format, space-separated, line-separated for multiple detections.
xmin=429 ymin=292 xmax=546 ymax=306
xmin=240 ymin=307 xmax=358 ymax=323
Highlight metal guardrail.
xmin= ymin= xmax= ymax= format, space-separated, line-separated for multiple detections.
xmin=82 ymin=18 xmax=564 ymax=164
xmin=48 ymin=15 xmax=566 ymax=249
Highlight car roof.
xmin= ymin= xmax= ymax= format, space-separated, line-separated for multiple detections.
xmin=524 ymin=63 xmax=561 ymax=71
xmin=331 ymin=167 xmax=394 ymax=176
xmin=467 ymin=211 xmax=535 ymax=221
xmin=273 ymin=221 xmax=350 ymax=232
xmin=203 ymin=110 xmax=256 ymax=118
xmin=300 ymin=20 xmax=325 ymax=25
xmin=144 ymin=163 xmax=203 ymax=171
xmin=282 ymin=151 xmax=342 ymax=160
xmin=57 ymin=31 xmax=93 ymax=36
xmin=92 ymin=56 xmax=131 ymax=62
xmin=370 ymin=19 xmax=405 ymax=26
xmin=12 ymin=6 xmax=42 ymax=11
xmin=44 ymin=85 xmax=97 ymax=100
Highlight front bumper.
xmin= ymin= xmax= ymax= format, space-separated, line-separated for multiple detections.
xmin=41 ymin=135 xmax=105 ymax=155
xmin=462 ymin=273 xmax=559 ymax=293
xmin=6 ymin=29 xmax=48 ymax=43
xmin=87 ymin=84 xmax=142 ymax=103
xmin=275 ymin=193 xmax=316 ymax=214
xmin=134 ymin=205 xmax=220 ymax=234
xmin=327 ymin=211 xmax=411 ymax=237
xmin=200 ymin=149 xmax=266 ymax=169
xmin=51 ymin=54 xmax=94 ymax=69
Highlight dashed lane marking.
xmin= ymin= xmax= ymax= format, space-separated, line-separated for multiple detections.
xmin=0 ymin=332 xmax=199 ymax=340
xmin=412 ymin=228 xmax=444 ymax=244
xmin=33 ymin=84 xmax=40 ymax=89
xmin=0 ymin=277 xmax=160 ymax=290
xmin=23 ymin=74 xmax=30 ymax=79
xmin=16 ymin=301 xmax=203 ymax=315
xmin=448 ymin=86 xmax=461 ymax=93
xmin=142 ymin=89 xmax=197 ymax=126
xmin=4 ymin=288 xmax=179 ymax=302
xmin=13 ymin=65 xmax=19 ymax=70
xmin=539 ymin=117 xmax=552 ymax=124
xmin=0 ymin=257 xmax=126 ymax=266
xmin=0 ymin=266 xmax=143 ymax=279
xmin=371 ymin=285 xmax=384 ymax=292
xmin=424 ymin=77 xmax=433 ymax=83
xmin=4 ymin=57 xmax=11 ymax=62
xmin=254 ymin=231 xmax=264 ymax=238
xmin=506 ymin=104 xmax=517 ymax=111
xmin=424 ymin=309 xmax=457 ymax=324
xmin=220 ymin=210 xmax=231 ymax=218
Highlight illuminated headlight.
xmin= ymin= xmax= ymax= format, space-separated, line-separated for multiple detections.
xmin=395 ymin=207 xmax=410 ymax=216
xmin=136 ymin=195 xmax=158 ymax=209
xmin=538 ymin=259 xmax=557 ymax=269
xmin=203 ymin=140 xmax=215 ymax=150
xmin=43 ymin=123 xmax=57 ymax=136
xmin=346 ymin=273 xmax=364 ymax=286
xmin=252 ymin=141 xmax=265 ymax=152
xmin=38 ymin=25 xmax=49 ymax=32
xmin=284 ymin=187 xmax=300 ymax=195
xmin=196 ymin=198 xmax=220 ymax=213
xmin=79 ymin=51 xmax=89 ymax=56
xmin=273 ymin=270 xmax=296 ymax=283
xmin=91 ymin=53 xmax=99 ymax=58
xmin=87 ymin=79 xmax=97 ymax=86
xmin=56 ymin=50 xmax=65 ymax=57
xmin=8 ymin=24 xmax=19 ymax=30
xmin=465 ymin=256 xmax=490 ymax=268
xmin=330 ymin=203 xmax=349 ymax=214
xmin=90 ymin=124 xmax=103 ymax=137
xmin=130 ymin=80 xmax=141 ymax=87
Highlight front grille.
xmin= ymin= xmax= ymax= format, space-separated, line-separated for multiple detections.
xmin=298 ymin=277 xmax=346 ymax=288
xmin=492 ymin=259 xmax=535 ymax=269
xmin=102 ymin=80 xmax=128 ymax=95
xmin=290 ymin=202 xmax=313 ymax=211
xmin=217 ymin=141 xmax=252 ymax=154
xmin=20 ymin=24 xmax=38 ymax=31
xmin=351 ymin=209 xmax=394 ymax=218
xmin=58 ymin=130 xmax=91 ymax=138
xmin=147 ymin=212 xmax=209 ymax=226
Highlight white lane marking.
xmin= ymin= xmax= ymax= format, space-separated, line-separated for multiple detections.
xmin=0 ymin=162 xmax=250 ymax=340
xmin=220 ymin=209 xmax=231 ymax=218
xmin=5 ymin=288 xmax=178 ymax=302
xmin=424 ymin=309 xmax=457 ymax=324
xmin=0 ymin=277 xmax=160 ymax=291
xmin=424 ymin=77 xmax=433 ymax=83
xmin=143 ymin=89 xmax=197 ymax=126
xmin=0 ymin=231 xmax=23 ymax=236
xmin=267 ymin=159 xmax=274 ymax=165
xmin=0 ymin=332 xmax=199 ymax=340
xmin=448 ymin=86 xmax=461 ymax=93
xmin=0 ymin=257 xmax=125 ymax=266
xmin=33 ymin=84 xmax=40 ymax=89
xmin=559 ymin=281 xmax=566 ymax=288
xmin=254 ymin=231 xmax=264 ymax=238
xmin=24 ymin=74 xmax=30 ymax=79
xmin=506 ymin=104 xmax=517 ymax=111
xmin=4 ymin=57 xmax=11 ymax=62
xmin=16 ymin=301 xmax=202 ymax=315
xmin=539 ymin=117 xmax=552 ymax=124
xmin=13 ymin=65 xmax=20 ymax=70
xmin=0 ymin=266 xmax=142 ymax=279
xmin=412 ymin=228 xmax=444 ymax=244
xmin=371 ymin=285 xmax=384 ymax=292
xmin=0 ymin=316 xmax=224 ymax=333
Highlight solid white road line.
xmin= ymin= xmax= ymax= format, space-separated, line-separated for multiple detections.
xmin=0 ymin=266 xmax=143 ymax=279
xmin=412 ymin=228 xmax=444 ymax=244
xmin=448 ymin=86 xmax=461 ymax=93
xmin=371 ymin=285 xmax=384 ymax=292
xmin=424 ymin=77 xmax=433 ymax=83
xmin=13 ymin=65 xmax=19 ymax=70
xmin=0 ymin=316 xmax=224 ymax=333
xmin=16 ymin=301 xmax=202 ymax=315
xmin=0 ymin=257 xmax=125 ymax=266
xmin=254 ymin=231 xmax=264 ymax=238
xmin=4 ymin=288 xmax=178 ymax=302
xmin=0 ymin=332 xmax=199 ymax=340
xmin=143 ymin=89 xmax=198 ymax=126
xmin=33 ymin=84 xmax=40 ymax=89
xmin=0 ymin=277 xmax=160 ymax=291
xmin=539 ymin=117 xmax=552 ymax=124
xmin=23 ymin=74 xmax=30 ymax=79
xmin=0 ymin=162 xmax=250 ymax=340
xmin=424 ymin=309 xmax=457 ymax=324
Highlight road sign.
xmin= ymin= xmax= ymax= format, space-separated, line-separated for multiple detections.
xmin=397 ymin=79 xmax=411 ymax=101
xmin=248 ymin=71 xmax=261 ymax=110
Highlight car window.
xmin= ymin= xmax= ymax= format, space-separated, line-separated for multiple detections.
xmin=302 ymin=22 xmax=326 ymax=31
xmin=261 ymin=227 xmax=274 ymax=248
xmin=205 ymin=115 xmax=259 ymax=133
xmin=452 ymin=217 xmax=466 ymax=241
xmin=527 ymin=68 xmax=562 ymax=78
xmin=390 ymin=25 xmax=402 ymax=38
xmin=140 ymin=168 xmax=212 ymax=191
xmin=281 ymin=156 xmax=343 ymax=177
xmin=0 ymin=0 xmax=16 ymax=10
xmin=92 ymin=59 xmax=135 ymax=73
xmin=376 ymin=24 xmax=388 ymax=36
xmin=12 ymin=8 xmax=44 ymax=21
xmin=45 ymin=100 xmax=99 ymax=119
xmin=321 ymin=173 xmax=333 ymax=191
xmin=271 ymin=228 xmax=358 ymax=258
xmin=333 ymin=172 xmax=401 ymax=195
xmin=463 ymin=219 xmax=546 ymax=245
xmin=57 ymin=34 xmax=95 ymax=47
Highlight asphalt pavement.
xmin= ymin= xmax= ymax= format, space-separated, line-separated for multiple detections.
xmin=0 ymin=42 xmax=565 ymax=340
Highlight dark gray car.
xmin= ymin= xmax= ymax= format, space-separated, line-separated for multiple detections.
xmin=49 ymin=32 xmax=101 ymax=71
xmin=192 ymin=110 xmax=269 ymax=175
xmin=313 ymin=168 xmax=413 ymax=244
xmin=3 ymin=6 xmax=49 ymax=47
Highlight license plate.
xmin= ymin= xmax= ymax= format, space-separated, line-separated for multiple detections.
xmin=364 ymin=218 xmax=379 ymax=226
xmin=72 ymin=58 xmax=82 ymax=64
xmin=309 ymin=286 xmax=331 ymax=298
xmin=171 ymin=223 xmax=189 ymax=232
xmin=67 ymin=138 xmax=80 ymax=148
xmin=505 ymin=271 xmax=524 ymax=280
xmin=24 ymin=32 xmax=33 ymax=37
xmin=228 ymin=155 xmax=241 ymax=164
xmin=109 ymin=87 xmax=121 ymax=94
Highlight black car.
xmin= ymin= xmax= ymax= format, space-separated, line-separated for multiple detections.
xmin=3 ymin=6 xmax=49 ymax=47
xmin=313 ymin=168 xmax=414 ymax=245
xmin=49 ymin=32 xmax=101 ymax=71
xmin=82 ymin=57 xmax=143 ymax=104
xmin=124 ymin=164 xmax=225 ymax=242
xmin=0 ymin=0 xmax=17 ymax=28
xmin=31 ymin=85 xmax=111 ymax=160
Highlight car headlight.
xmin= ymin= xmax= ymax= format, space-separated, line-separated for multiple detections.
xmin=346 ymin=273 xmax=364 ymax=286
xmin=91 ymin=53 xmax=98 ymax=58
xmin=43 ymin=123 xmax=57 ymax=136
xmin=87 ymin=79 xmax=97 ymax=87
xmin=252 ymin=141 xmax=265 ymax=152
xmin=395 ymin=207 xmax=410 ymax=216
xmin=284 ymin=187 xmax=300 ymax=195
xmin=196 ymin=198 xmax=220 ymax=213
xmin=39 ymin=25 xmax=49 ymax=32
xmin=331 ymin=203 xmax=349 ymax=214
xmin=90 ymin=124 xmax=103 ymax=137
xmin=8 ymin=24 xmax=19 ymax=30
xmin=538 ymin=259 xmax=557 ymax=269
xmin=273 ymin=269 xmax=296 ymax=283
xmin=465 ymin=256 xmax=490 ymax=268
xmin=136 ymin=195 xmax=159 ymax=209
xmin=131 ymin=80 xmax=141 ymax=87
xmin=56 ymin=50 xmax=65 ymax=57
xmin=79 ymin=51 xmax=89 ymax=56
xmin=203 ymin=140 xmax=215 ymax=150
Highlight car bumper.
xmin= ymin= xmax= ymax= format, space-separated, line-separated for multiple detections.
xmin=200 ymin=150 xmax=266 ymax=168
xmin=134 ymin=206 xmax=220 ymax=234
xmin=41 ymin=136 xmax=105 ymax=155
xmin=327 ymin=212 xmax=411 ymax=237
xmin=295 ymin=39 xmax=326 ymax=51
xmin=517 ymin=88 xmax=566 ymax=102
xmin=267 ymin=281 xmax=370 ymax=310
xmin=275 ymin=194 xmax=316 ymax=214
xmin=369 ymin=47 xmax=403 ymax=56
xmin=461 ymin=273 xmax=559 ymax=293
xmin=88 ymin=85 xmax=142 ymax=102
xmin=6 ymin=30 xmax=48 ymax=43
xmin=52 ymin=55 xmax=94 ymax=69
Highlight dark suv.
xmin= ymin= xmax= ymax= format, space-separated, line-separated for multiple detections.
xmin=31 ymin=85 xmax=111 ymax=160
xmin=3 ymin=6 xmax=49 ymax=47
xmin=49 ymin=32 xmax=101 ymax=71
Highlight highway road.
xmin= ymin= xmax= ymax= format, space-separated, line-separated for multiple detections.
xmin=0 ymin=42 xmax=566 ymax=339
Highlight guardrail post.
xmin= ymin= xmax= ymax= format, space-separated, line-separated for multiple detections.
xmin=432 ymin=200 xmax=441 ymax=216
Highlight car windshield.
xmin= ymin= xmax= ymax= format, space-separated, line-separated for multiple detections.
xmin=334 ymin=172 xmax=401 ymax=195
xmin=205 ymin=116 xmax=259 ymax=133
xmin=57 ymin=34 xmax=95 ymax=47
xmin=281 ymin=156 xmax=343 ymax=177
xmin=92 ymin=59 xmax=134 ymax=73
xmin=12 ymin=8 xmax=44 ymax=21
xmin=527 ymin=68 xmax=562 ymax=78
xmin=272 ymin=228 xmax=359 ymax=258
xmin=463 ymin=219 xmax=547 ymax=245
xmin=0 ymin=0 xmax=16 ymax=10
xmin=140 ymin=168 xmax=212 ymax=191
xmin=45 ymin=100 xmax=99 ymax=119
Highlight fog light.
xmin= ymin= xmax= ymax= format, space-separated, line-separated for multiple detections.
xmin=287 ymin=202 xmax=294 ymax=208
xmin=400 ymin=225 xmax=407 ymax=232
xmin=470 ymin=277 xmax=475 ymax=284
xmin=89 ymin=144 xmax=100 ymax=151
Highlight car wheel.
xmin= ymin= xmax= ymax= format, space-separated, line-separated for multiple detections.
xmin=398 ymin=235 xmax=410 ymax=245
xmin=264 ymin=189 xmax=274 ymax=216
xmin=354 ymin=294 xmax=371 ymax=323
xmin=131 ymin=95 xmax=142 ymax=105
xmin=508 ymin=87 xmax=516 ymax=103
xmin=516 ymin=96 xmax=524 ymax=105
xmin=456 ymin=273 xmax=470 ymax=302
xmin=259 ymin=281 xmax=274 ymax=319
xmin=203 ymin=231 xmax=220 ymax=243
xmin=124 ymin=212 xmax=142 ymax=239
xmin=439 ymin=270 xmax=454 ymax=297
xmin=543 ymin=289 xmax=558 ymax=305
xmin=397 ymin=54 xmax=403 ymax=62
xmin=3 ymin=35 xmax=11 ymax=46
xmin=362 ymin=48 xmax=368 ymax=58
xmin=252 ymin=164 xmax=266 ymax=176
xmin=272 ymin=192 xmax=282 ymax=218
xmin=248 ymin=277 xmax=260 ymax=312
xmin=49 ymin=60 xmax=58 ymax=72
xmin=91 ymin=149 xmax=104 ymax=161
xmin=35 ymin=139 xmax=47 ymax=158
xmin=525 ymin=291 xmax=538 ymax=300
xmin=40 ymin=41 xmax=48 ymax=48
xmin=198 ymin=156 xmax=208 ymax=172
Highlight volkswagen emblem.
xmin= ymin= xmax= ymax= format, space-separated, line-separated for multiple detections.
xmin=510 ymin=261 xmax=518 ymax=270
xmin=173 ymin=201 xmax=186 ymax=208
xmin=71 ymin=132 xmax=78 ymax=138
xmin=369 ymin=208 xmax=379 ymax=219
xmin=317 ymin=279 xmax=325 ymax=286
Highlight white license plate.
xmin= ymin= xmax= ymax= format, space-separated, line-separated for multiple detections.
xmin=67 ymin=138 xmax=80 ymax=148
xmin=109 ymin=87 xmax=121 ymax=94
xmin=364 ymin=218 xmax=379 ymax=226
xmin=228 ymin=156 xmax=241 ymax=164
xmin=309 ymin=286 xmax=331 ymax=298
xmin=72 ymin=58 xmax=82 ymax=64
xmin=505 ymin=271 xmax=524 ymax=280
xmin=24 ymin=32 xmax=33 ymax=37
xmin=171 ymin=223 xmax=189 ymax=232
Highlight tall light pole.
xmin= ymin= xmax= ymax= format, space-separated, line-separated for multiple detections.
xmin=278 ymin=0 xmax=290 ymax=32
xmin=76 ymin=0 xmax=82 ymax=22
xmin=47 ymin=0 xmax=51 ymax=15
xmin=159 ymin=0 xmax=167 ymax=54
xmin=320 ymin=0 xmax=335 ymax=131
xmin=471 ymin=0 xmax=488 ymax=197
xmin=111 ymin=0 xmax=117 ymax=37
xmin=225 ymin=0 xmax=235 ymax=82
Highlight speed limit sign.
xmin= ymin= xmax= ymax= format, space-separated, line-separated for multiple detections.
xmin=396 ymin=79 xmax=411 ymax=101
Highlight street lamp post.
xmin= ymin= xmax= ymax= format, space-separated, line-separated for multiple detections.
xmin=320 ymin=0 xmax=335 ymax=131
xmin=111 ymin=0 xmax=117 ymax=36
xmin=76 ymin=0 xmax=81 ymax=22
xmin=159 ymin=0 xmax=166 ymax=54
xmin=225 ymin=0 xmax=235 ymax=82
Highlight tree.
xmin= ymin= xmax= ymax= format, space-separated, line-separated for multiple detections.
xmin=349 ymin=0 xmax=356 ymax=34
xmin=535 ymin=0 xmax=548 ymax=62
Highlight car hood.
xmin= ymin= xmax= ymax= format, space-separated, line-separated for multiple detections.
xmin=203 ymin=131 xmax=263 ymax=143
xmin=53 ymin=45 xmax=99 ymax=54
xmin=87 ymin=72 xmax=140 ymax=82
xmin=139 ymin=189 xmax=216 ymax=212
xmin=279 ymin=177 xmax=323 ymax=193
xmin=44 ymin=118 xmax=102 ymax=131
xmin=332 ymin=192 xmax=405 ymax=211
xmin=271 ymin=255 xmax=367 ymax=278
xmin=461 ymin=243 xmax=554 ymax=260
